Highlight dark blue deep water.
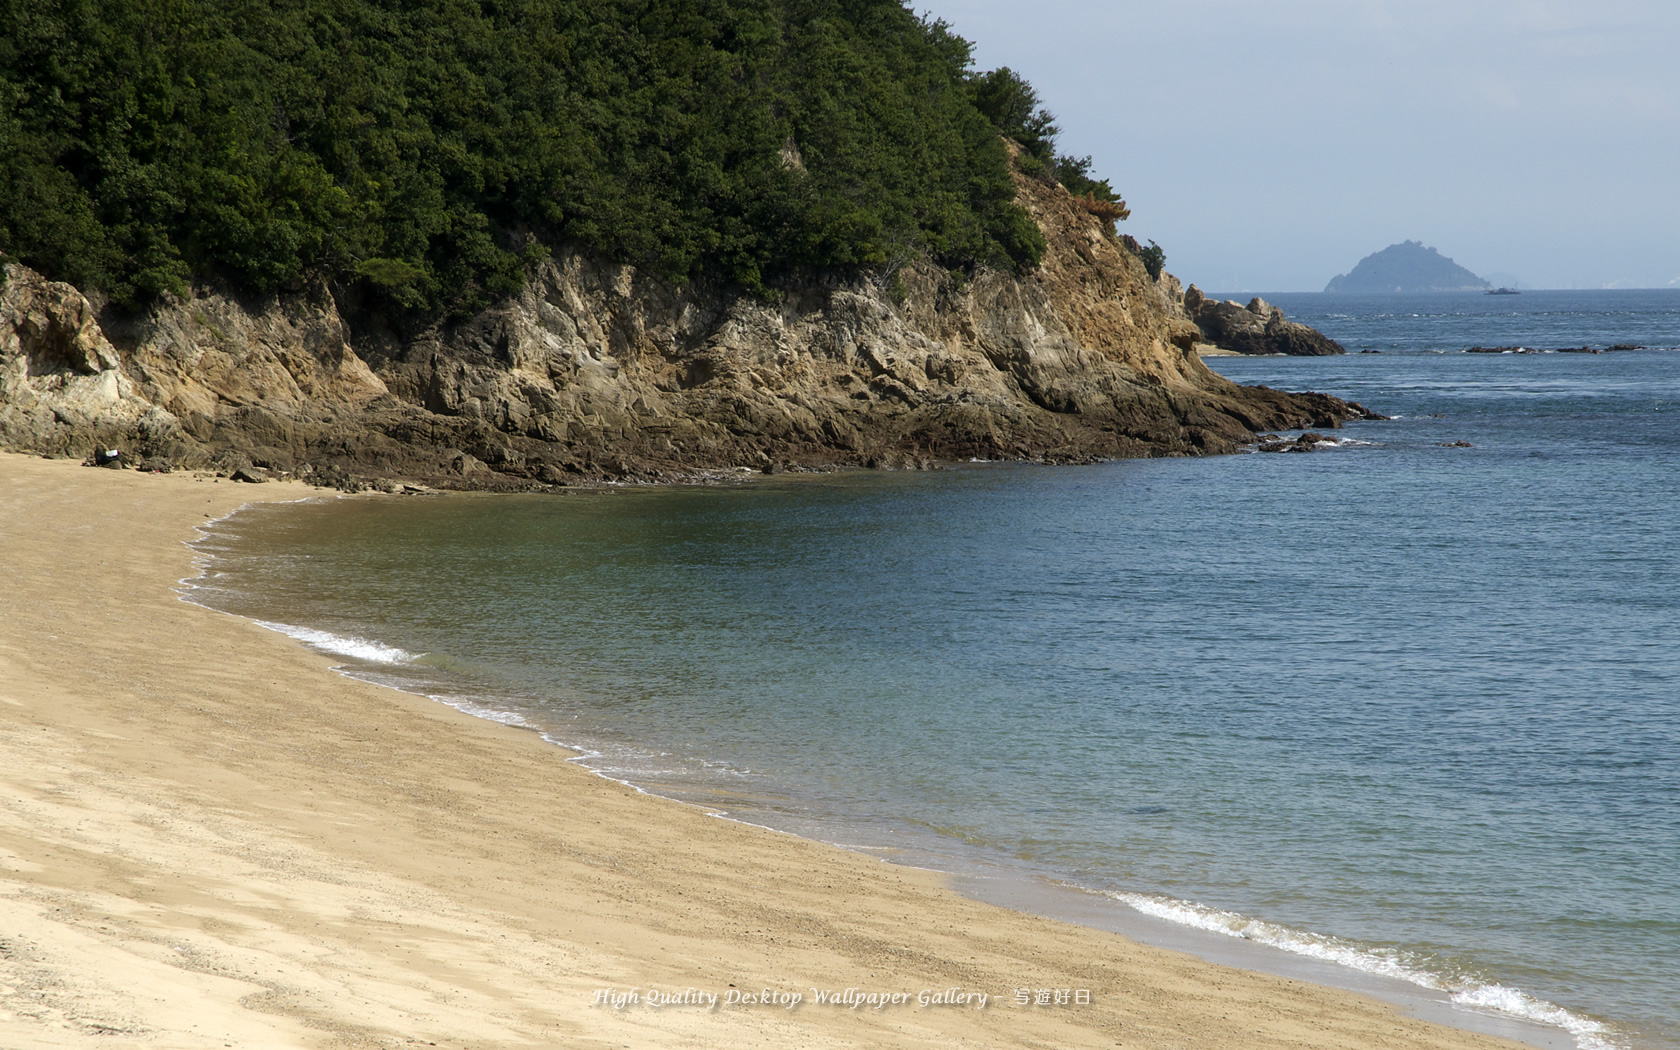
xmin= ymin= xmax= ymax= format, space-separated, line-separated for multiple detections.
xmin=192 ymin=291 xmax=1679 ymax=1050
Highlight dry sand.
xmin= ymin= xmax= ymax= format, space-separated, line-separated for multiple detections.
xmin=0 ymin=451 xmax=1536 ymax=1050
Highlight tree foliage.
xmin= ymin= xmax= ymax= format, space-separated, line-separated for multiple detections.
xmin=1138 ymin=238 xmax=1165 ymax=280
xmin=965 ymin=67 xmax=1059 ymax=161
xmin=963 ymin=64 xmax=1128 ymax=219
xmin=0 ymin=0 xmax=1046 ymax=316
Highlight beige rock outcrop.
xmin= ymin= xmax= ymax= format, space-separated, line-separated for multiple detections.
xmin=1 ymin=170 xmax=1363 ymax=485
xmin=0 ymin=268 xmax=178 ymax=456
xmin=1182 ymin=285 xmax=1346 ymax=357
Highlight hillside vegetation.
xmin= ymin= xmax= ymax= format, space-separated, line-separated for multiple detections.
xmin=1 ymin=0 xmax=1126 ymax=320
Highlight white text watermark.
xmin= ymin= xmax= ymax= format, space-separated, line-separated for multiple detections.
xmin=590 ymin=986 xmax=1091 ymax=1011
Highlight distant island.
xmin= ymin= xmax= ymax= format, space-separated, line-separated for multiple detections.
xmin=1325 ymin=241 xmax=1491 ymax=293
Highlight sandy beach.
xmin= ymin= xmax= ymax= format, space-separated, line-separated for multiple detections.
xmin=0 ymin=451 xmax=1538 ymax=1050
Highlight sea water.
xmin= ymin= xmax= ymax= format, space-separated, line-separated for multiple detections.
xmin=188 ymin=290 xmax=1680 ymax=1050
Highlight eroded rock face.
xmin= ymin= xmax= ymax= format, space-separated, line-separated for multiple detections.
xmin=1182 ymin=286 xmax=1345 ymax=357
xmin=1 ymin=171 xmax=1362 ymax=486
xmin=0 ymin=267 xmax=181 ymax=456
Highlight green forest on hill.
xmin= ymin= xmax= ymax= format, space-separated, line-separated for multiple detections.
xmin=0 ymin=0 xmax=1126 ymax=318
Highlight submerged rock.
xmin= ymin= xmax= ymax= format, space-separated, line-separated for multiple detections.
xmin=1257 ymin=432 xmax=1330 ymax=453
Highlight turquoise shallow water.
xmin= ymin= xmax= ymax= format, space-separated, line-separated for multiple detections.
xmin=190 ymin=291 xmax=1680 ymax=1050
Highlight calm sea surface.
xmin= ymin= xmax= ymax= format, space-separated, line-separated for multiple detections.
xmin=190 ymin=290 xmax=1679 ymax=1050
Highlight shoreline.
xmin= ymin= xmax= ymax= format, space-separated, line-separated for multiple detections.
xmin=194 ymin=509 xmax=1583 ymax=1050
xmin=0 ymin=451 xmax=1564 ymax=1049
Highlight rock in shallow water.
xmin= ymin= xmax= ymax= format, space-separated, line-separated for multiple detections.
xmin=1257 ymin=432 xmax=1330 ymax=453
xmin=1182 ymin=286 xmax=1345 ymax=357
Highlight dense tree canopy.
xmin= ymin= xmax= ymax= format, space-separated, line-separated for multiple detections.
xmin=0 ymin=0 xmax=1121 ymax=318
xmin=965 ymin=65 xmax=1126 ymax=208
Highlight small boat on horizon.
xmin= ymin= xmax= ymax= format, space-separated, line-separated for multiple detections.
xmin=1486 ymin=287 xmax=1521 ymax=295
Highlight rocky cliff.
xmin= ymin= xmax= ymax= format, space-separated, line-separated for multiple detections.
xmin=1 ymin=171 xmax=1369 ymax=488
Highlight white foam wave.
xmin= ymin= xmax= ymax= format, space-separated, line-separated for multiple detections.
xmin=1104 ymin=892 xmax=1622 ymax=1050
xmin=1451 ymin=984 xmax=1620 ymax=1050
xmin=253 ymin=620 xmax=419 ymax=665
xmin=1108 ymin=892 xmax=1431 ymax=982
xmin=426 ymin=693 xmax=535 ymax=728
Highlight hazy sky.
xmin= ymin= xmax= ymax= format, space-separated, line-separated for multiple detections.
xmin=922 ymin=0 xmax=1680 ymax=291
